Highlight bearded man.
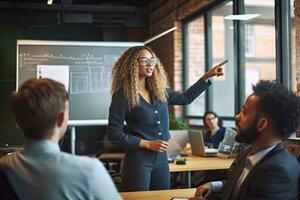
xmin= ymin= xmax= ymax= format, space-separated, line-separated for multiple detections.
xmin=190 ymin=80 xmax=300 ymax=200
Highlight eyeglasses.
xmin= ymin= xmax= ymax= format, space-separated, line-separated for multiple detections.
xmin=205 ymin=116 xmax=216 ymax=121
xmin=137 ymin=57 xmax=158 ymax=66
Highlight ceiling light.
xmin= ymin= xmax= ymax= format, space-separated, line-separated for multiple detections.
xmin=144 ymin=27 xmax=177 ymax=45
xmin=224 ymin=14 xmax=260 ymax=21
xmin=47 ymin=0 xmax=53 ymax=5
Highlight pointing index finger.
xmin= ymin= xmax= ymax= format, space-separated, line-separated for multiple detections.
xmin=213 ymin=59 xmax=228 ymax=69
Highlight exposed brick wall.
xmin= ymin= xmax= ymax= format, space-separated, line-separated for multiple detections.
xmin=147 ymin=0 xmax=210 ymax=117
xmin=148 ymin=32 xmax=175 ymax=87
xmin=127 ymin=27 xmax=148 ymax=42
xmin=147 ymin=0 xmax=300 ymax=138
xmin=149 ymin=0 xmax=300 ymax=115
xmin=283 ymin=139 xmax=300 ymax=159
xmin=295 ymin=0 xmax=300 ymax=95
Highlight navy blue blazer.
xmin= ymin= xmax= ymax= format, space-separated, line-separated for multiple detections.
xmin=219 ymin=143 xmax=300 ymax=200
xmin=107 ymin=78 xmax=211 ymax=150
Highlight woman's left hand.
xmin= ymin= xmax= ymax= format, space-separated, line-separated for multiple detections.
xmin=202 ymin=60 xmax=228 ymax=81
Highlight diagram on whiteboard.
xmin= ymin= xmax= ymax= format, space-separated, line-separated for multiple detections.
xmin=19 ymin=50 xmax=115 ymax=95
xmin=37 ymin=65 xmax=70 ymax=92
xmin=17 ymin=40 xmax=143 ymax=124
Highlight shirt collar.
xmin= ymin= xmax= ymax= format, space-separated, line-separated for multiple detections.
xmin=24 ymin=139 xmax=61 ymax=153
xmin=247 ymin=143 xmax=279 ymax=167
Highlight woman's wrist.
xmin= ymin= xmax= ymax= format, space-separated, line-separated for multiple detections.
xmin=139 ymin=139 xmax=149 ymax=149
xmin=201 ymin=74 xmax=209 ymax=82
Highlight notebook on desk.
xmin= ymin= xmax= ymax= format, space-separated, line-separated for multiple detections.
xmin=188 ymin=129 xmax=218 ymax=157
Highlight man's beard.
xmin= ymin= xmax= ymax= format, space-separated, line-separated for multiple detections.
xmin=235 ymin=120 xmax=260 ymax=144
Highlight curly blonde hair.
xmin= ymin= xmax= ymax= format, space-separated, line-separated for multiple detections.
xmin=111 ymin=46 xmax=170 ymax=109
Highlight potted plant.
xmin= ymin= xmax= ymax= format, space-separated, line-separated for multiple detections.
xmin=169 ymin=115 xmax=189 ymax=130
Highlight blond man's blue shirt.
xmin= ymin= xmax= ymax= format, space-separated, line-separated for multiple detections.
xmin=0 ymin=139 xmax=122 ymax=200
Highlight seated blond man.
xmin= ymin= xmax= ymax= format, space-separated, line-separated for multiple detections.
xmin=0 ymin=78 xmax=122 ymax=200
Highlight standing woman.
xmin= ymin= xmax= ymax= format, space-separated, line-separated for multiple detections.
xmin=108 ymin=46 xmax=225 ymax=191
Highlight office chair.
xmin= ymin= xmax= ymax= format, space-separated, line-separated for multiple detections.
xmin=98 ymin=150 xmax=123 ymax=172
xmin=298 ymin=155 xmax=300 ymax=198
xmin=0 ymin=165 xmax=22 ymax=200
xmin=96 ymin=149 xmax=123 ymax=186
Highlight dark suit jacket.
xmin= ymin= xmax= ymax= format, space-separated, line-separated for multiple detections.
xmin=210 ymin=143 xmax=300 ymax=200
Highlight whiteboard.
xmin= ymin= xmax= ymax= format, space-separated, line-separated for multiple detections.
xmin=17 ymin=40 xmax=143 ymax=126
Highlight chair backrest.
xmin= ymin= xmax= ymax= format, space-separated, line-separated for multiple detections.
xmin=298 ymin=156 xmax=300 ymax=197
xmin=0 ymin=165 xmax=20 ymax=200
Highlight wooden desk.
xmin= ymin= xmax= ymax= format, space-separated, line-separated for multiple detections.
xmin=169 ymin=155 xmax=234 ymax=172
xmin=98 ymin=153 xmax=125 ymax=160
xmin=120 ymin=188 xmax=195 ymax=200
xmin=169 ymin=156 xmax=234 ymax=188
xmin=98 ymin=153 xmax=234 ymax=188
xmin=98 ymin=153 xmax=234 ymax=171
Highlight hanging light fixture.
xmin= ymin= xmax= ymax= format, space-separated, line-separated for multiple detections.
xmin=47 ymin=0 xmax=53 ymax=5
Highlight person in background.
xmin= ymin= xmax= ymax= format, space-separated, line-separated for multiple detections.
xmin=107 ymin=46 xmax=227 ymax=191
xmin=191 ymin=112 xmax=237 ymax=187
xmin=203 ymin=111 xmax=229 ymax=149
xmin=0 ymin=78 xmax=122 ymax=200
xmin=191 ymin=80 xmax=300 ymax=200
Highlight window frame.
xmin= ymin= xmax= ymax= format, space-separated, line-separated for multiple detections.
xmin=182 ymin=0 xmax=292 ymax=122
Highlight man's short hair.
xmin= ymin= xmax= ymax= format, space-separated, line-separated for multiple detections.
xmin=253 ymin=80 xmax=300 ymax=139
xmin=10 ymin=78 xmax=69 ymax=139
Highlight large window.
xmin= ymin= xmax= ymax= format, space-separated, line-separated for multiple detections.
xmin=183 ymin=0 xmax=293 ymax=121
xmin=291 ymin=0 xmax=297 ymax=93
xmin=245 ymin=25 xmax=255 ymax=57
xmin=211 ymin=1 xmax=235 ymax=116
xmin=186 ymin=16 xmax=206 ymax=116
xmin=244 ymin=0 xmax=276 ymax=97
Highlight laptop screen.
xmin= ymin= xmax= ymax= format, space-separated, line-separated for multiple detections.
xmin=167 ymin=130 xmax=189 ymax=156
xmin=188 ymin=129 xmax=218 ymax=156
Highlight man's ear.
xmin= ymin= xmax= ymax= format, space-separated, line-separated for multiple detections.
xmin=257 ymin=118 xmax=268 ymax=132
xmin=56 ymin=112 xmax=65 ymax=127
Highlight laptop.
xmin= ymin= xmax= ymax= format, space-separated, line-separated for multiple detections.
xmin=167 ymin=130 xmax=189 ymax=159
xmin=188 ymin=129 xmax=218 ymax=157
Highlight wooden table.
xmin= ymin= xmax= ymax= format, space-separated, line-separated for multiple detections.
xmin=98 ymin=153 xmax=234 ymax=171
xmin=98 ymin=153 xmax=125 ymax=160
xmin=120 ymin=188 xmax=195 ymax=200
xmin=97 ymin=153 xmax=234 ymax=188
xmin=169 ymin=155 xmax=234 ymax=172
xmin=169 ymin=156 xmax=234 ymax=188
